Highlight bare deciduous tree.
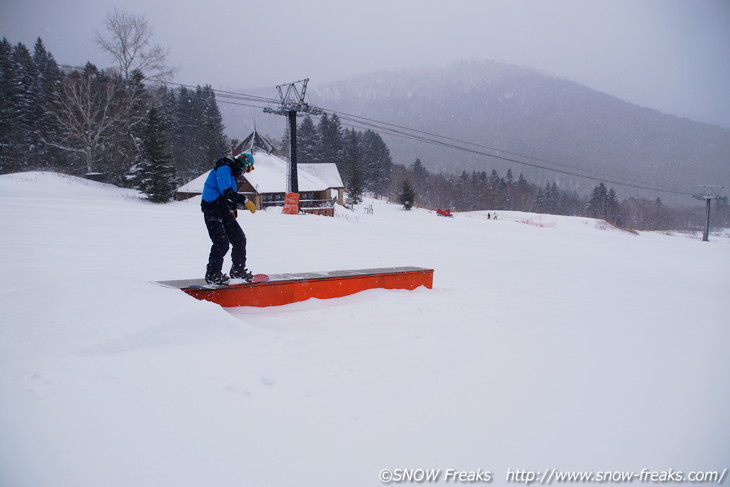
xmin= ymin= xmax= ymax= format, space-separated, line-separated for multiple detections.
xmin=94 ymin=9 xmax=178 ymax=82
xmin=45 ymin=65 xmax=124 ymax=173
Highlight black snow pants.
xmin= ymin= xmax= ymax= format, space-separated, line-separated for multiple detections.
xmin=202 ymin=200 xmax=247 ymax=274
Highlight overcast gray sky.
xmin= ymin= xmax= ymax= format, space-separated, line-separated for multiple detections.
xmin=2 ymin=0 xmax=729 ymax=127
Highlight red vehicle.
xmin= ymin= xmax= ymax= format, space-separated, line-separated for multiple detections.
xmin=437 ymin=208 xmax=453 ymax=217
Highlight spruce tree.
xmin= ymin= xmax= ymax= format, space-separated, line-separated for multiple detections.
xmin=540 ymin=182 xmax=560 ymax=214
xmin=171 ymin=86 xmax=198 ymax=180
xmin=157 ymin=85 xmax=177 ymax=128
xmin=198 ymin=85 xmax=227 ymax=166
xmin=298 ymin=115 xmax=320 ymax=163
xmin=515 ymin=173 xmax=531 ymax=211
xmin=349 ymin=161 xmax=364 ymax=205
xmin=6 ymin=43 xmax=37 ymax=172
xmin=505 ymin=168 xmax=514 ymax=185
xmin=318 ymin=113 xmax=343 ymax=171
xmin=0 ymin=38 xmax=15 ymax=172
xmin=398 ymin=179 xmax=416 ymax=210
xmin=606 ymin=187 xmax=623 ymax=226
xmin=134 ymin=105 xmax=177 ymax=203
xmin=536 ymin=188 xmax=547 ymax=212
xmin=170 ymin=85 xmax=226 ymax=182
xmin=342 ymin=128 xmax=363 ymax=204
xmin=587 ymin=183 xmax=622 ymax=225
xmin=412 ymin=158 xmax=429 ymax=177
xmin=31 ymin=38 xmax=62 ymax=169
xmin=587 ymin=183 xmax=609 ymax=218
xmin=360 ymin=129 xmax=392 ymax=194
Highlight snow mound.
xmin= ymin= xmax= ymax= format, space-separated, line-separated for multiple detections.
xmin=0 ymin=171 xmax=140 ymax=200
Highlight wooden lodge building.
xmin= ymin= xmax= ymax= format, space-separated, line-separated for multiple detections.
xmin=176 ymin=131 xmax=344 ymax=217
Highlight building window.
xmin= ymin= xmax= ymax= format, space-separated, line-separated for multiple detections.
xmin=263 ymin=193 xmax=285 ymax=203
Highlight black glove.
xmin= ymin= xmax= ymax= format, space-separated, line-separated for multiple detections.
xmin=223 ymin=188 xmax=247 ymax=207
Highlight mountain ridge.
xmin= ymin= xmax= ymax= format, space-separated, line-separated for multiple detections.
xmin=221 ymin=59 xmax=730 ymax=203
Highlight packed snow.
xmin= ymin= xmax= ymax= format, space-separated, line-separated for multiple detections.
xmin=0 ymin=172 xmax=728 ymax=487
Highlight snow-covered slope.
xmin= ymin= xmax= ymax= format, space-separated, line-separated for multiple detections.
xmin=1 ymin=172 xmax=728 ymax=487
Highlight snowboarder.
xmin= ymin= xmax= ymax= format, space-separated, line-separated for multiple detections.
xmin=201 ymin=153 xmax=257 ymax=285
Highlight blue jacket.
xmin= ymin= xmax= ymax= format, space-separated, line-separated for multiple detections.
xmin=202 ymin=157 xmax=250 ymax=209
xmin=202 ymin=162 xmax=237 ymax=203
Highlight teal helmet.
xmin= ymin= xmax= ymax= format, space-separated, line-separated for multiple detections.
xmin=233 ymin=152 xmax=254 ymax=173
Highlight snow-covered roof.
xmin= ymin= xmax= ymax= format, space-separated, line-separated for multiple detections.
xmin=177 ymin=152 xmax=343 ymax=194
xmin=299 ymin=163 xmax=344 ymax=189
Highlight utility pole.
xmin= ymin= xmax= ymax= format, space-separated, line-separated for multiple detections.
xmin=264 ymin=79 xmax=322 ymax=193
xmin=693 ymin=185 xmax=724 ymax=242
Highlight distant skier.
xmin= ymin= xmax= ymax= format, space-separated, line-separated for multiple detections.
xmin=200 ymin=153 xmax=257 ymax=285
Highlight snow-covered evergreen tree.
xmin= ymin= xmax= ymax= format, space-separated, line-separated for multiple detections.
xmin=170 ymin=85 xmax=227 ymax=182
xmin=297 ymin=115 xmax=320 ymax=163
xmin=133 ymin=105 xmax=177 ymax=203
xmin=359 ymin=129 xmax=392 ymax=195
xmin=318 ymin=113 xmax=343 ymax=171
xmin=0 ymin=38 xmax=17 ymax=172
xmin=587 ymin=182 xmax=622 ymax=225
xmin=5 ymin=43 xmax=37 ymax=172
xmin=342 ymin=128 xmax=363 ymax=204
xmin=399 ymin=179 xmax=416 ymax=210
xmin=30 ymin=39 xmax=62 ymax=169
xmin=198 ymin=85 xmax=228 ymax=165
xmin=412 ymin=158 xmax=429 ymax=178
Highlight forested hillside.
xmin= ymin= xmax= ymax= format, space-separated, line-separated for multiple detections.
xmin=0 ymin=37 xmax=227 ymax=194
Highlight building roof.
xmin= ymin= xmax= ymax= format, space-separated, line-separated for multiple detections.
xmin=234 ymin=129 xmax=276 ymax=155
xmin=177 ymin=151 xmax=343 ymax=195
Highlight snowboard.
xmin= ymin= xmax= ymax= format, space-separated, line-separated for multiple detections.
xmin=188 ymin=273 xmax=269 ymax=289
xmin=232 ymin=273 xmax=269 ymax=285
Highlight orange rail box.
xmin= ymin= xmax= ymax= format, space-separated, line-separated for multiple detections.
xmin=157 ymin=267 xmax=434 ymax=308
